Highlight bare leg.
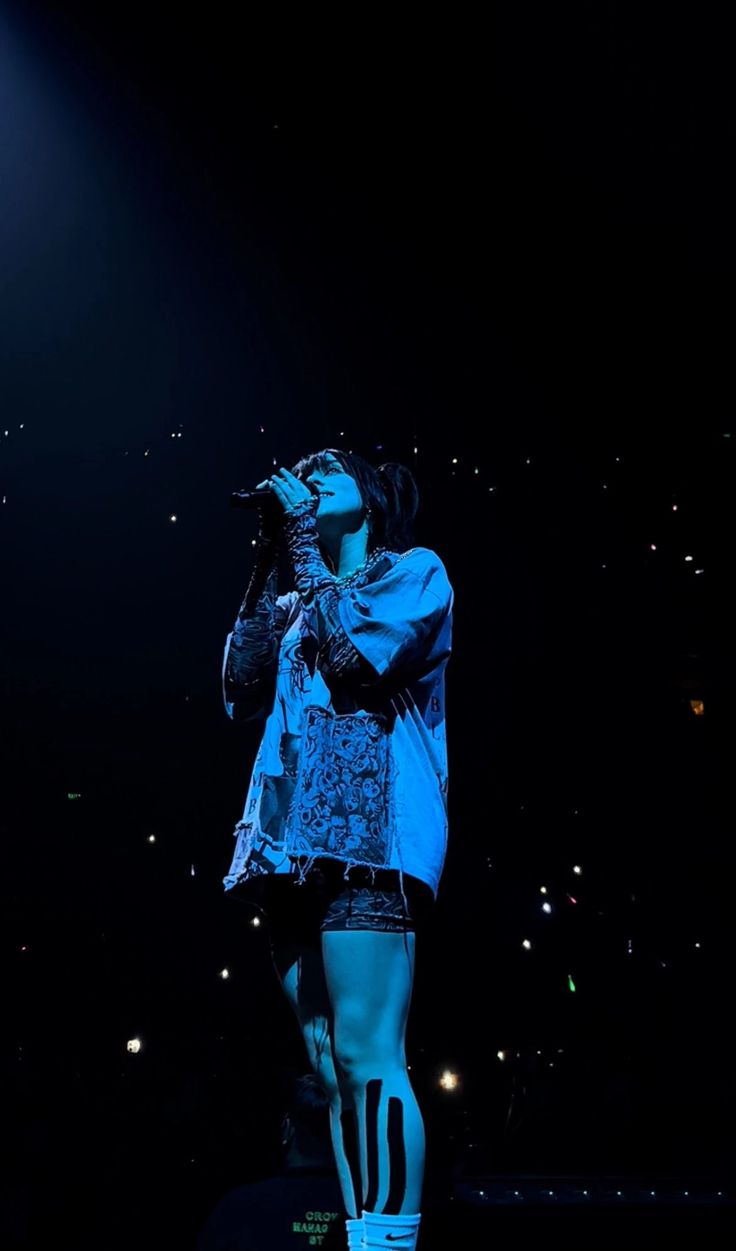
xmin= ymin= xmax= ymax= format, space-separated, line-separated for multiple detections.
xmin=271 ymin=940 xmax=363 ymax=1218
xmin=321 ymin=929 xmax=424 ymax=1215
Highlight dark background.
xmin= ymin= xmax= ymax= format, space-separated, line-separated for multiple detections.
xmin=2 ymin=3 xmax=735 ymax=1247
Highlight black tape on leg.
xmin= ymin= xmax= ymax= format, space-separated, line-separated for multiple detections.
xmin=364 ymin=1079 xmax=382 ymax=1212
xmin=383 ymin=1096 xmax=407 ymax=1215
xmin=341 ymin=1107 xmax=363 ymax=1216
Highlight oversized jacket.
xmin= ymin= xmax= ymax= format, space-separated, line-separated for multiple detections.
xmin=222 ymin=527 xmax=453 ymax=901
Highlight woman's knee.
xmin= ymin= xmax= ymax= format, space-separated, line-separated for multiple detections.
xmin=332 ymin=1011 xmax=405 ymax=1080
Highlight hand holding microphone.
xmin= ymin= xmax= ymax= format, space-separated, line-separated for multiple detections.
xmin=231 ymin=469 xmax=317 ymax=545
xmin=258 ymin=467 xmax=316 ymax=514
xmin=232 ymin=469 xmax=319 ymax=621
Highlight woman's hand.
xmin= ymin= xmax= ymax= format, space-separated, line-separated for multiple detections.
xmin=256 ymin=467 xmax=315 ymax=515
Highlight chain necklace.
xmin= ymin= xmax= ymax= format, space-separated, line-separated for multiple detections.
xmin=333 ymin=546 xmax=389 ymax=587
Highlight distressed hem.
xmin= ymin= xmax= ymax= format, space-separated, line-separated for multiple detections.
xmin=290 ymin=856 xmax=413 ymax=920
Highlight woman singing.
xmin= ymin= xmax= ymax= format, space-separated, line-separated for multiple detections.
xmin=221 ymin=448 xmax=453 ymax=1250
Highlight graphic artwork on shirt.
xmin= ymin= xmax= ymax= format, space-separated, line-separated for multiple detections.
xmin=280 ymin=621 xmax=317 ymax=693
xmin=285 ymin=706 xmax=392 ymax=866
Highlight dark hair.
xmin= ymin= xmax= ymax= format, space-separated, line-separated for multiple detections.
xmin=286 ymin=1073 xmax=331 ymax=1140
xmin=291 ymin=448 xmax=419 ymax=554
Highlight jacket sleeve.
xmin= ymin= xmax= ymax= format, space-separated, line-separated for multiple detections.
xmin=336 ymin=549 xmax=453 ymax=680
xmin=282 ymin=500 xmax=452 ymax=683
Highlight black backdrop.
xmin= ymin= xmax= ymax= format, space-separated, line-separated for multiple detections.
xmin=2 ymin=4 xmax=735 ymax=1247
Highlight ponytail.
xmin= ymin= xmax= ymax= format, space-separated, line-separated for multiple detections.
xmin=377 ymin=462 xmax=419 ymax=552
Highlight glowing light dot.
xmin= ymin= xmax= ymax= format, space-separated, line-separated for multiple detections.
xmin=251 ymin=538 xmax=257 ymax=546
xmin=451 ymin=457 xmax=458 ymax=464
xmin=542 ymin=902 xmax=552 ymax=914
xmin=525 ymin=458 xmax=531 ymax=464
xmin=251 ymin=917 xmax=261 ymax=927
xmin=522 ymin=939 xmax=532 ymax=950
xmin=169 ymin=514 xmax=177 ymax=523
xmin=695 ymin=568 xmax=705 ymax=574
xmin=497 ymin=1050 xmax=507 ymax=1061
xmin=672 ymin=504 xmax=678 ymax=511
xmin=573 ymin=865 xmax=582 ymax=875
xmin=567 ymin=974 xmax=576 ymax=992
xmin=689 ymin=699 xmax=704 ymax=716
xmin=602 ymin=483 xmax=608 ymax=489
xmin=695 ymin=942 xmax=701 ymax=948
xmin=685 ymin=555 xmax=693 ymax=562
xmin=540 ymin=886 xmax=548 ymax=894
xmin=220 ymin=968 xmax=230 ymax=980
xmin=147 ymin=834 xmax=156 ymax=843
xmin=127 ymin=1038 xmax=142 ymax=1054
xmin=474 ymin=467 xmax=479 ymax=474
xmin=650 ymin=544 xmax=657 ymax=551
xmin=171 ymin=433 xmax=176 ymax=438
xmin=144 ymin=450 xmax=150 ymax=457
xmin=439 ymin=1069 xmax=459 ymax=1090
xmin=413 ymin=446 xmax=418 ymax=454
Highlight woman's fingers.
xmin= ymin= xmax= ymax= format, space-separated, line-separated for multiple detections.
xmin=256 ymin=467 xmax=313 ymax=513
xmin=268 ymin=476 xmax=287 ymax=501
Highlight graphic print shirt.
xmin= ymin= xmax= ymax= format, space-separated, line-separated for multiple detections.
xmin=222 ymin=547 xmax=453 ymax=899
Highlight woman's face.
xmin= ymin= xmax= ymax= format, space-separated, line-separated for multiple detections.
xmin=304 ymin=453 xmax=366 ymax=533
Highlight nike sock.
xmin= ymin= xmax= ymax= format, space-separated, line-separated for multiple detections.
xmin=345 ymin=1216 xmax=364 ymax=1249
xmin=362 ymin=1209 xmax=421 ymax=1249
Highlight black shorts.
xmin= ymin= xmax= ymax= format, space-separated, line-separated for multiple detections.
xmin=237 ymin=859 xmax=434 ymax=949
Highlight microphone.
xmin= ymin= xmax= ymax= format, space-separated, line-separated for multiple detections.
xmin=230 ymin=481 xmax=319 ymax=509
xmin=230 ymin=487 xmax=277 ymax=510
